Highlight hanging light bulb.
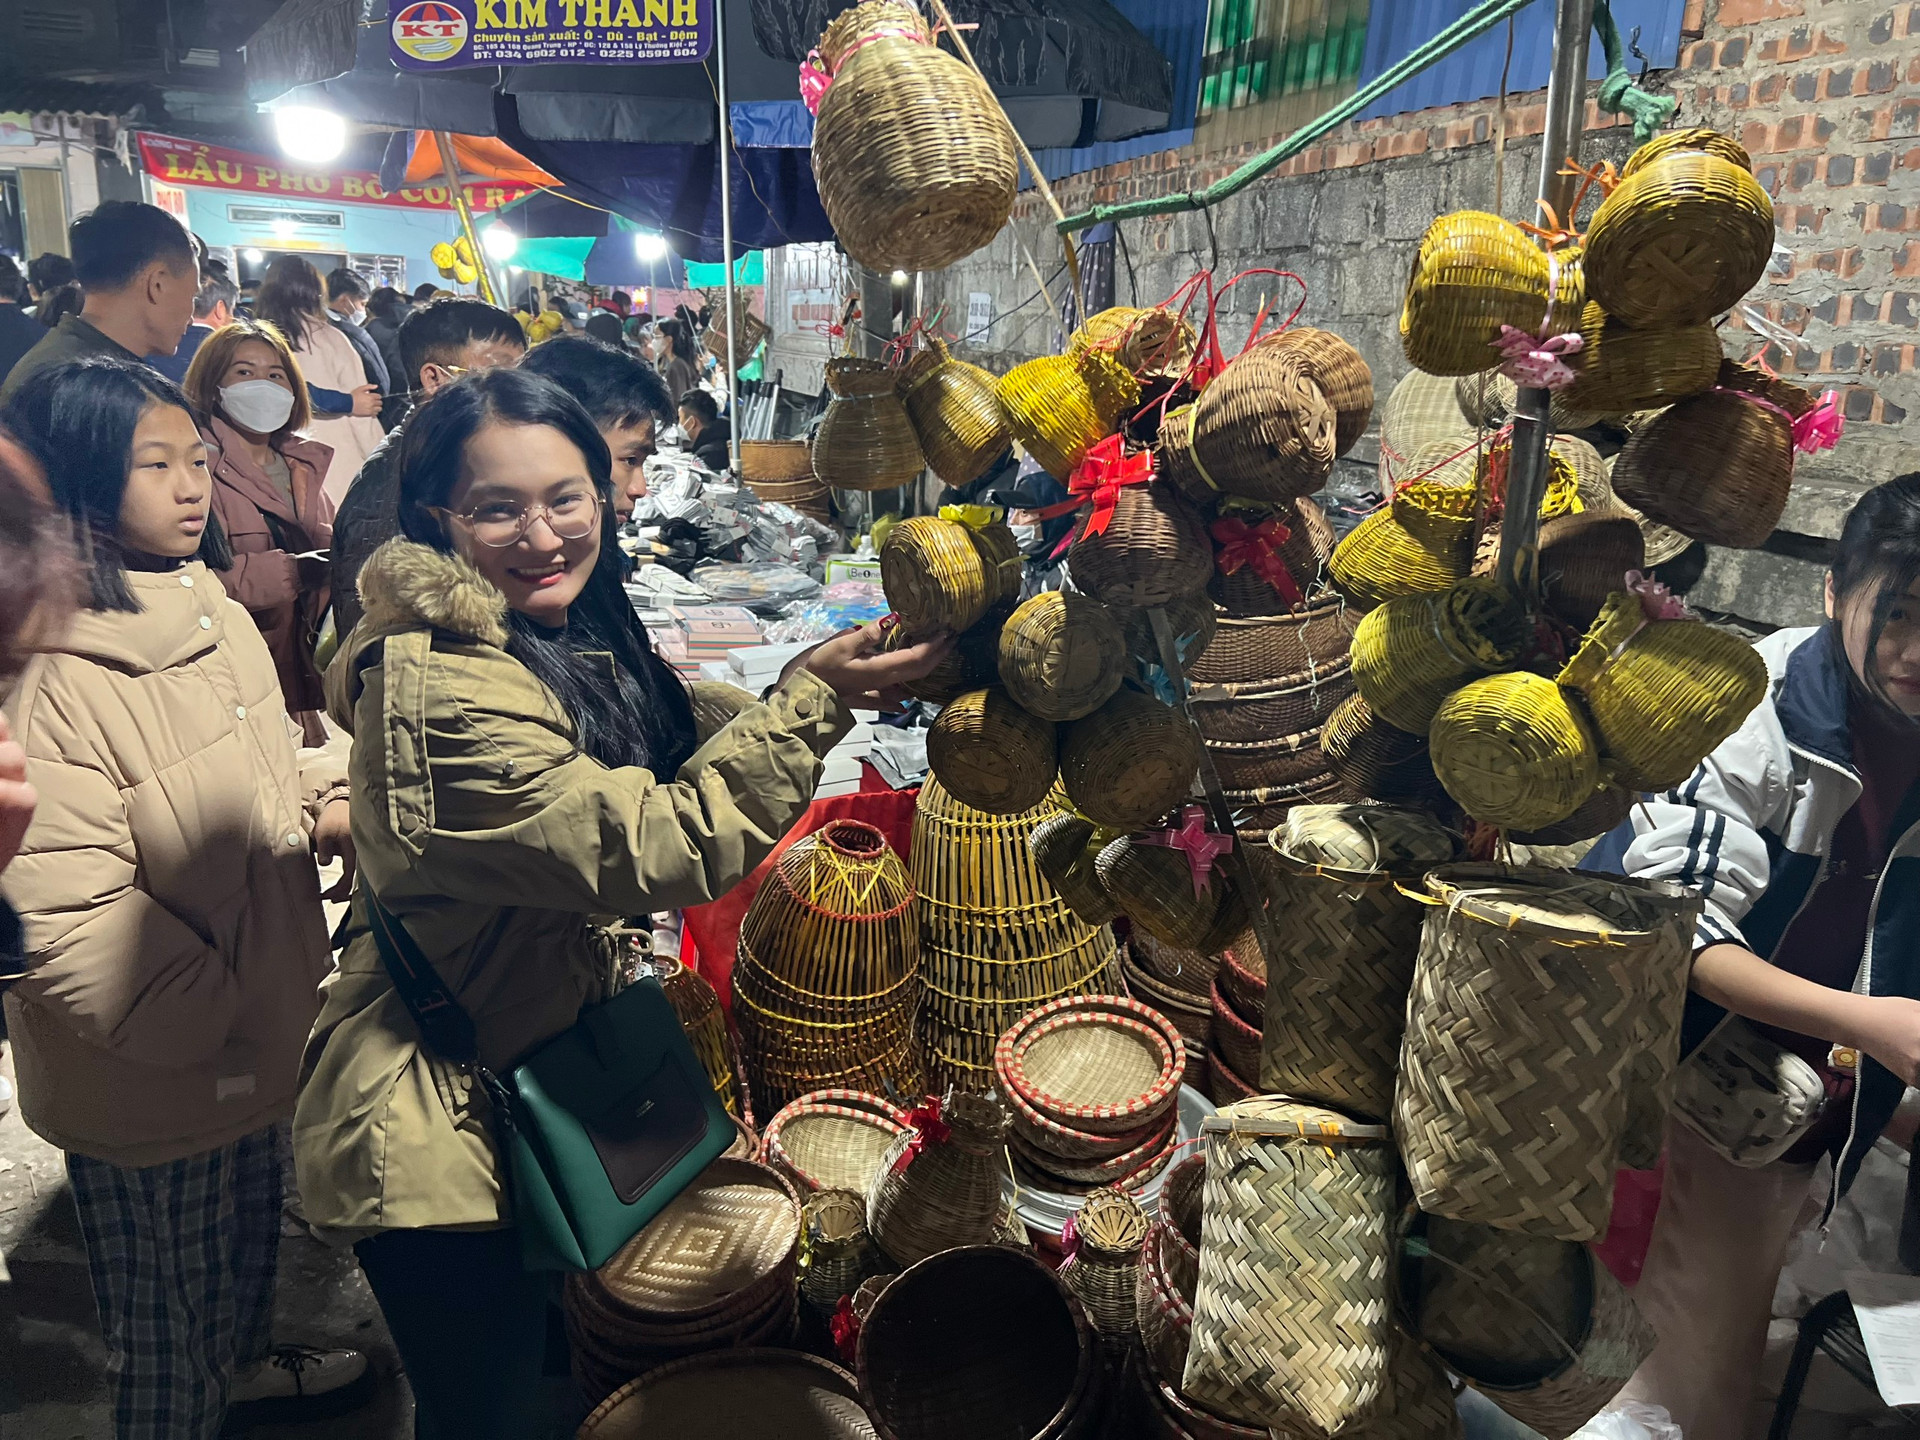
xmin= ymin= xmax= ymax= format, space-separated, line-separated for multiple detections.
xmin=243 ymin=248 xmax=265 ymax=264
xmin=272 ymin=106 xmax=347 ymax=166
xmin=891 ymin=270 xmax=910 ymax=284
xmin=482 ymin=224 xmax=519 ymax=261
xmin=633 ymin=231 xmax=670 ymax=263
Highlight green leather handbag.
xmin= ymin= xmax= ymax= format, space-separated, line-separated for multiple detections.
xmin=366 ymin=892 xmax=731 ymax=1271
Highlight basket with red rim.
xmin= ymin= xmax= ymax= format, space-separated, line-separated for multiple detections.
xmin=993 ymin=993 xmax=1185 ymax=1137
xmin=762 ymin=1089 xmax=912 ymax=1196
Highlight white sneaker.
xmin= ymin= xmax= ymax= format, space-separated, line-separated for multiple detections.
xmin=225 ymin=1345 xmax=373 ymax=1429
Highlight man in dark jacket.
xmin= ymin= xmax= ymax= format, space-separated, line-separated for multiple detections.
xmin=325 ymin=268 xmax=394 ymax=428
xmin=0 ymin=257 xmax=40 ymax=383
xmin=677 ymin=387 xmax=732 ymax=472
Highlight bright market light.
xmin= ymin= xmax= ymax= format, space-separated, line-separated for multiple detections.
xmin=272 ymin=105 xmax=347 ymax=166
xmin=243 ymin=247 xmax=264 ymax=264
xmin=482 ymin=224 xmax=519 ymax=261
xmin=633 ymin=231 xmax=670 ymax=263
xmin=891 ymin=270 xmax=909 ymax=284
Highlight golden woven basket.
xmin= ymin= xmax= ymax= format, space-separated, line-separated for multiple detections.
xmin=1029 ymin=810 xmax=1121 ymax=927
xmin=1068 ymin=480 xmax=1214 ymax=609
xmin=1558 ymin=592 xmax=1770 ymax=790
xmin=880 ymin=515 xmax=995 ymax=635
xmin=738 ymin=439 xmax=815 ymax=484
xmin=813 ymin=357 xmax=927 ymax=493
xmin=810 ymin=1 xmax=1017 ymax=273
xmin=1584 ymin=149 xmax=1775 ymax=328
xmin=866 ymin=1091 xmax=1013 ymax=1268
xmin=1560 ymin=302 xmax=1722 ymax=414
xmin=925 ymin=688 xmax=1059 ymax=817
xmin=1060 ymin=687 xmax=1201 ymax=831
xmin=1319 ymin=691 xmax=1443 ymax=806
xmin=1072 ymin=306 xmax=1198 ymax=383
xmin=1429 ymin=672 xmax=1603 ymax=831
xmin=1622 ymin=125 xmax=1754 ymax=176
xmin=997 ymin=589 xmax=1128 ymax=722
xmin=1538 ymin=509 xmax=1646 ymax=631
xmin=1256 ymin=327 xmax=1375 ymax=457
xmin=1160 ymin=342 xmax=1338 ymax=504
xmin=1350 ymin=576 xmax=1531 ymax=733
xmin=896 ymin=337 xmax=1010 ymax=489
xmin=1401 ymin=212 xmax=1571 ymax=376
xmin=1208 ymin=496 xmax=1337 ymax=617
xmin=1610 ymin=387 xmax=1799 ymax=549
xmin=1329 ymin=493 xmax=1474 ymax=612
xmin=1096 ymin=835 xmax=1244 ymax=950
xmin=997 ymin=348 xmax=1140 ymax=480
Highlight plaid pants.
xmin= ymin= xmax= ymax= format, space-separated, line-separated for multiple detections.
xmin=66 ymin=1124 xmax=284 ymax=1440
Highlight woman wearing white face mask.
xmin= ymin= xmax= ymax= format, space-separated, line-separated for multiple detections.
xmin=184 ymin=319 xmax=336 ymax=742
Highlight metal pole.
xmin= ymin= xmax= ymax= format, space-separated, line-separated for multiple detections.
xmin=1494 ymin=0 xmax=1594 ymax=601
xmin=434 ymin=131 xmax=498 ymax=306
xmin=714 ymin=2 xmax=741 ymax=474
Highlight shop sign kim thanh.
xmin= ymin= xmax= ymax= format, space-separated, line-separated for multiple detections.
xmin=389 ymin=0 xmax=711 ymax=69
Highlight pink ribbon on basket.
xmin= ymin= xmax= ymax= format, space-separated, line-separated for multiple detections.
xmin=890 ymin=1096 xmax=951 ymax=1175
xmin=1493 ymin=325 xmax=1585 ymax=390
xmin=800 ymin=22 xmax=978 ymax=115
xmin=1059 ymin=1213 xmax=1081 ymax=1266
xmin=1625 ymin=569 xmax=1689 ymax=622
xmin=1714 ymin=386 xmax=1848 ymax=455
xmin=1210 ymin=514 xmax=1302 ymax=605
xmin=830 ymin=1296 xmax=861 ymax=1365
xmin=1135 ymin=806 xmax=1234 ymax=898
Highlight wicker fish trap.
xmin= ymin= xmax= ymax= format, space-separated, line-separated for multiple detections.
xmin=1560 ymin=303 xmax=1721 ymax=415
xmin=797 ymin=1188 xmax=888 ymax=1321
xmin=1558 ymin=592 xmax=1770 ymax=790
xmin=1400 ymin=1214 xmax=1655 ymax=1440
xmin=576 ymin=1348 xmax=875 ymax=1440
xmin=998 ymin=348 xmax=1141 ymax=480
xmin=657 ymin=956 xmax=741 ymax=1118
xmin=1538 ymin=509 xmax=1645 ymax=631
xmin=1185 ymin=1098 xmax=1398 ymax=1434
xmin=1329 ymin=499 xmax=1473 ymax=613
xmin=867 ymin=1089 xmax=1012 ymax=1269
xmin=1073 ymin=305 xmax=1200 ymax=383
xmin=998 ymin=993 xmax=1186 ymax=1136
xmin=1429 ymin=672 xmax=1603 ymax=832
xmin=1190 ymin=595 xmax=1357 ymax=688
xmin=1584 ymin=149 xmax=1774 ymax=328
xmin=1320 ymin=692 xmax=1442 ymax=805
xmin=1351 ymin=576 xmax=1531 ymax=734
xmin=1170 ymin=342 xmax=1340 ymax=505
xmin=810 ymin=1 xmax=1016 ymax=273
xmin=1097 ymin=836 xmax=1244 ymax=951
xmin=1190 ymin=663 xmax=1357 ymax=745
xmin=925 ymin=687 xmax=1059 ymax=818
xmin=1208 ymin=496 xmax=1337 ymax=617
xmin=998 ymin=589 xmax=1128 ymax=722
xmin=858 ymin=1245 xmax=1095 ymax=1440
xmin=1257 ymin=327 xmax=1375 ymax=457
xmin=1396 ymin=864 xmax=1677 ymax=1242
xmin=813 ymin=357 xmax=927 ymax=493
xmin=896 ymin=337 xmax=1009 ymax=488
xmin=1401 ymin=212 xmax=1561 ymax=376
xmin=1060 ymin=1187 xmax=1150 ymax=1339
xmin=912 ymin=780 xmax=1121 ymax=1092
xmin=764 ymin=1091 xmax=911 ymax=1196
xmin=1069 ymin=481 xmax=1215 ymax=609
xmin=880 ymin=515 xmax=996 ymax=634
xmin=739 ymin=439 xmax=816 ymax=484
xmin=1030 ymin=810 xmax=1122 ymax=926
xmin=1060 ymin=687 xmax=1200 ymax=832
xmin=1609 ymin=388 xmax=1795 ymax=549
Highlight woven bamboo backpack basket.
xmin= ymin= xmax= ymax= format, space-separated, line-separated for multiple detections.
xmin=1428 ymin=672 xmax=1604 ymax=832
xmin=997 ymin=589 xmax=1128 ymax=722
xmin=1328 ymin=481 xmax=1478 ymax=611
xmin=809 ymin=1 xmax=1017 ymax=273
xmin=867 ymin=1091 xmax=1013 ymax=1268
xmin=1557 ymin=592 xmax=1770 ymax=790
xmin=1401 ymin=212 xmax=1577 ymax=376
xmin=1559 ymin=301 xmax=1722 ymax=415
xmin=1060 ymin=686 xmax=1202 ymax=832
xmin=1158 ymin=341 xmax=1340 ymax=505
xmin=1072 ymin=305 xmax=1199 ymax=384
xmin=1259 ymin=806 xmax=1456 ymax=1122
xmin=925 ymin=687 xmax=1059 ymax=817
xmin=1067 ymin=478 xmax=1215 ymax=609
xmin=1584 ymin=137 xmax=1774 ymax=329
xmin=813 ymin=357 xmax=927 ymax=493
xmin=733 ymin=820 xmax=925 ymax=1111
xmin=1401 ymin=1214 xmax=1657 ymax=1440
xmin=575 ymin=1348 xmax=876 ymax=1440
xmin=1395 ymin=865 xmax=1680 ymax=1242
xmin=1351 ymin=576 xmax=1532 ymax=734
xmin=1184 ymin=1097 xmax=1399 ymax=1436
xmin=912 ymin=779 xmax=1121 ymax=1092
xmin=998 ymin=348 xmax=1141 ymax=480
xmin=895 ymin=338 xmax=1009 ymax=489
xmin=1208 ymin=496 xmax=1337 ymax=616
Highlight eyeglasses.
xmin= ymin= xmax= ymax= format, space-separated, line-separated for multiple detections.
xmin=436 ymin=489 xmax=601 ymax=548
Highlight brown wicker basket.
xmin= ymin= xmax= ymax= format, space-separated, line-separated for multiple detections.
xmin=1059 ymin=1186 xmax=1149 ymax=1341
xmin=1320 ymin=692 xmax=1443 ymax=805
xmin=1203 ymin=726 xmax=1333 ymax=793
xmin=810 ymin=1 xmax=1017 ymax=273
xmin=896 ymin=602 xmax=1008 ymax=705
xmin=896 ymin=337 xmax=1009 ymax=489
xmin=1217 ymin=937 xmax=1266 ymax=1025
xmin=1073 ymin=305 xmax=1199 ymax=383
xmin=1029 ymin=810 xmax=1122 ymax=926
xmin=1609 ymin=388 xmax=1797 ymax=548
xmin=1351 ymin=576 xmax=1532 ymax=734
xmin=1401 ymin=212 xmax=1564 ymax=376
xmin=1060 ymin=687 xmax=1200 ymax=831
xmin=1189 ymin=594 xmax=1357 ymax=687
xmin=1207 ymin=496 xmax=1337 ymax=616
xmin=1560 ymin=302 xmax=1722 ymax=414
xmin=813 ymin=357 xmax=927 ymax=493
xmin=575 ymin=1348 xmax=874 ymax=1440
xmin=764 ymin=1091 xmax=911 ymax=1196
xmin=998 ymin=589 xmax=1128 ymax=722
xmin=867 ymin=1091 xmax=1012 ymax=1268
xmin=1538 ymin=509 xmax=1646 ymax=631
xmin=1097 ymin=835 xmax=1244 ymax=950
xmin=1207 ymin=977 xmax=1261 ymax=1090
xmin=998 ymin=348 xmax=1141 ymax=480
xmin=1257 ymin=327 xmax=1375 ymax=457
xmin=1120 ymin=589 xmax=1219 ymax=674
xmin=1068 ymin=480 xmax=1214 ymax=609
xmin=1455 ymin=367 xmax=1608 ymax=438
xmin=1190 ymin=663 xmax=1358 ymax=744
xmin=739 ymin=439 xmax=816 ymax=484
xmin=926 ymin=688 xmax=1059 ymax=818
xmin=880 ymin=515 xmax=996 ymax=635
xmin=1161 ymin=341 xmax=1338 ymax=505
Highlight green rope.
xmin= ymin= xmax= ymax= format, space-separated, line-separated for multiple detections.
xmin=1592 ymin=0 xmax=1679 ymax=142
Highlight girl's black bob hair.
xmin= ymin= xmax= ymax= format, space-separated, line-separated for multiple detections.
xmin=1833 ymin=471 xmax=1920 ymax=715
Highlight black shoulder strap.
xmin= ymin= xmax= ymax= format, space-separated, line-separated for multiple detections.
xmin=363 ymin=889 xmax=481 ymax=1066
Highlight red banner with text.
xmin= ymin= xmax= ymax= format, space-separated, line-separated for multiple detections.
xmin=135 ymin=132 xmax=535 ymax=214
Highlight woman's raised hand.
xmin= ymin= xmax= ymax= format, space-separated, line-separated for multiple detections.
xmin=795 ymin=620 xmax=954 ymax=712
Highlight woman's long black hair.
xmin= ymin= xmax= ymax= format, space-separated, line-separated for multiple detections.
xmin=397 ymin=367 xmax=699 ymax=776
xmin=0 ymin=357 xmax=231 ymax=611
xmin=252 ymin=254 xmax=326 ymax=353
xmin=1833 ymin=471 xmax=1920 ymax=716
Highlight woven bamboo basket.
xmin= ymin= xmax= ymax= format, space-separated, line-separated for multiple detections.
xmin=1204 ymin=1047 xmax=1260 ymax=1107
xmin=764 ymin=1091 xmax=912 ymax=1196
xmin=732 ymin=820 xmax=923 ymax=1111
xmin=1136 ymin=1356 xmax=1268 ymax=1440
xmin=1060 ymin=687 xmax=1200 ymax=831
xmin=1184 ymin=1098 xmax=1397 ymax=1434
xmin=1163 ymin=341 xmax=1339 ymax=504
xmin=797 ymin=1188 xmax=889 ymax=1322
xmin=998 ymin=348 xmax=1141 ymax=480
xmin=1217 ymin=938 xmax=1266 ymax=1024
xmin=739 ymin=439 xmax=816 ymax=484
xmin=1397 ymin=864 xmax=1680 ymax=1241
xmin=748 ymin=478 xmax=836 ymax=527
xmin=1401 ymin=1214 xmax=1656 ymax=1440
xmin=1121 ymin=589 xmax=1220 ymax=675
xmin=896 ymin=337 xmax=1009 ymax=488
xmin=1208 ymin=978 xmax=1262 ymax=1091
xmin=1060 ymin=1187 xmax=1150 ymax=1341
xmin=1208 ymin=497 xmax=1337 ymax=616
xmin=1560 ymin=302 xmax=1721 ymax=414
xmin=1351 ymin=577 xmax=1532 ymax=733
xmin=1538 ymin=509 xmax=1646 ymax=631
xmin=1097 ymin=836 xmax=1244 ymax=950
xmin=895 ymin=602 xmax=1009 ymax=705
xmin=999 ymin=589 xmax=1128 ymax=721
xmin=880 ymin=515 xmax=995 ymax=634
xmin=810 ymin=1 xmax=1016 ymax=273
xmin=1204 ymin=727 xmax=1333 ymax=793
xmin=813 ymin=357 xmax=927 ymax=493
xmin=1069 ymin=481 xmax=1215 ymax=609
xmin=1454 ymin=366 xmax=1605 ymax=436
xmin=998 ymin=993 xmax=1186 ymax=1136
xmin=1136 ymin=1222 xmax=1198 ymax=1394
xmin=1030 ymin=810 xmax=1122 ymax=926
xmin=926 ymin=688 xmax=1059 ymax=818
xmin=1611 ymin=882 xmax=1703 ymax=1170
xmin=1622 ymin=125 xmax=1754 ymax=176
xmin=1190 ymin=664 xmax=1357 ymax=745
xmin=1257 ymin=327 xmax=1376 ymax=457
xmin=1220 ymin=776 xmax=1356 ymax=837
xmin=1429 ymin=672 xmax=1603 ymax=832
xmin=1122 ymin=957 xmax=1214 ymax=1059
xmin=1127 ymin=930 xmax=1224 ymax=1003
xmin=658 ymin=956 xmax=742 ymax=1119
xmin=1509 ymin=783 xmax=1636 ymax=848
xmin=912 ymin=780 xmax=1121 ymax=1092
xmin=1003 ymin=1068 xmax=1176 ymax=1164
xmin=1584 ymin=149 xmax=1774 ymax=328
xmin=867 ymin=1090 xmax=1011 ymax=1268
xmin=1190 ymin=595 xmax=1357 ymax=688
xmin=857 ymin=1245 xmax=1095 ymax=1440
xmin=970 ymin=518 xmax=1027 ymax=609
xmin=1073 ymin=305 xmax=1199 ymax=383
xmin=576 ymin=1348 xmax=875 ymax=1440
xmin=1609 ymin=388 xmax=1796 ymax=548
xmin=1320 ymin=692 xmax=1443 ymax=804
xmin=1329 ymin=497 xmax=1473 ymax=612
xmin=1401 ymin=212 xmax=1564 ymax=376
xmin=1558 ymin=592 xmax=1770 ymax=789
xmin=1009 ymin=1114 xmax=1178 ymax=1191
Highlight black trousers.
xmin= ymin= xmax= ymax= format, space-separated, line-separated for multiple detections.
xmin=355 ymin=1226 xmax=557 ymax=1440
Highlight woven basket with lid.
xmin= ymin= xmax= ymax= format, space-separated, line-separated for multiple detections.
xmin=926 ymin=687 xmax=1059 ymax=818
xmin=1072 ymin=305 xmax=1199 ymax=383
xmin=1609 ymin=385 xmax=1801 ymax=549
xmin=1189 ymin=594 xmax=1357 ymax=688
xmin=1184 ymin=1097 xmax=1398 ymax=1434
xmin=1256 ymin=327 xmax=1375 ymax=456
xmin=880 ymin=515 xmax=997 ymax=635
xmin=1538 ymin=508 xmax=1646 ymax=630
xmin=1097 ymin=835 xmax=1245 ymax=951
xmin=1060 ymin=687 xmax=1200 ymax=832
xmin=896 ymin=337 xmax=1009 ymax=488
xmin=813 ymin=357 xmax=926 ymax=493
xmin=1429 ymin=672 xmax=1603 ymax=832
xmin=1068 ymin=480 xmax=1214 ymax=609
xmin=1400 ymin=212 xmax=1568 ymax=376
xmin=810 ymin=1 xmax=1016 ymax=273
xmin=1560 ymin=302 xmax=1722 ymax=414
xmin=1351 ymin=576 xmax=1532 ymax=734
xmin=576 ymin=1348 xmax=874 ymax=1440
xmin=998 ymin=348 xmax=1141 ymax=480
xmin=998 ymin=589 xmax=1128 ymax=721
xmin=867 ymin=1091 xmax=1012 ymax=1268
xmin=1329 ymin=492 xmax=1475 ymax=611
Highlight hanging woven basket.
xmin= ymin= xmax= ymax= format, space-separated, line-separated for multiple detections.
xmin=1455 ymin=366 xmax=1608 ymax=438
xmin=1029 ymin=811 xmax=1121 ymax=926
xmin=997 ymin=589 xmax=1128 ymax=722
xmin=894 ymin=602 xmax=1012 ymax=705
xmin=880 ymin=515 xmax=994 ymax=635
xmin=1068 ymin=480 xmax=1214 ymax=609
xmin=1538 ymin=509 xmax=1646 ymax=631
xmin=925 ymin=688 xmax=1059 ymax=818
xmin=1159 ymin=342 xmax=1339 ymax=504
xmin=1560 ymin=302 xmax=1723 ymax=414
xmin=809 ymin=1 xmax=1017 ymax=273
xmin=1328 ymin=490 xmax=1476 ymax=612
xmin=1060 ymin=687 xmax=1201 ymax=831
xmin=1320 ymin=692 xmax=1444 ymax=805
xmin=1184 ymin=1098 xmax=1398 ymax=1435
xmin=1208 ymin=497 xmax=1337 ymax=616
xmin=1351 ymin=576 xmax=1532 ymax=734
xmin=813 ymin=357 xmax=927 ymax=493
xmin=1585 ymin=145 xmax=1774 ymax=329
xmin=739 ymin=439 xmax=817 ymax=485
xmin=1622 ymin=125 xmax=1755 ymax=176
xmin=998 ymin=348 xmax=1141 ymax=480
xmin=1096 ymin=835 xmax=1244 ymax=950
xmin=1429 ymin=672 xmax=1603 ymax=832
xmin=1401 ymin=212 xmax=1571 ymax=376
xmin=1072 ymin=305 xmax=1199 ymax=384
xmin=1609 ymin=387 xmax=1802 ymax=549
xmin=1256 ymin=327 xmax=1375 ymax=457
xmin=895 ymin=337 xmax=1009 ymax=489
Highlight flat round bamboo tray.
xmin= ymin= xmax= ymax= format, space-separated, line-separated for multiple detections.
xmin=998 ymin=589 xmax=1128 ymax=722
xmin=811 ymin=1 xmax=1016 ymax=273
xmin=1009 ymin=1114 xmax=1178 ymax=1188
xmin=813 ymin=357 xmax=927 ymax=493
xmin=1430 ymin=672 xmax=1603 ymax=832
xmin=1003 ymin=1074 xmax=1177 ymax=1164
xmin=1190 ymin=662 xmax=1357 ymax=744
xmin=576 ymin=1348 xmax=873 ymax=1440
xmin=896 ymin=337 xmax=1009 ymax=489
xmin=1400 ymin=211 xmax=1560 ymax=376
xmin=1207 ymin=979 xmax=1262 ymax=1091
xmin=1072 ymin=305 xmax=1199 ymax=383
xmin=739 ymin=439 xmax=816 ymax=484
xmin=1560 ymin=302 xmax=1721 ymax=414
xmin=1538 ymin=508 xmax=1646 ymax=631
xmin=764 ymin=1092 xmax=912 ymax=1196
xmin=1320 ymin=691 xmax=1443 ymax=804
xmin=1068 ymin=481 xmax=1215 ymax=609
xmin=1610 ymin=388 xmax=1796 ymax=549
xmin=1189 ymin=595 xmax=1358 ymax=687
xmin=857 ymin=1246 xmax=1095 ymax=1440
xmin=1060 ymin=687 xmax=1200 ymax=832
xmin=997 ymin=349 xmax=1140 ymax=480
xmin=998 ymin=993 xmax=1185 ymax=1136
xmin=926 ymin=687 xmax=1059 ymax=818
